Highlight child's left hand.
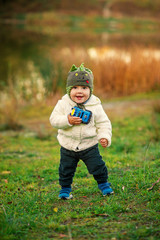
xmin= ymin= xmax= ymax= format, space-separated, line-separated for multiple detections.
xmin=100 ymin=138 xmax=108 ymax=148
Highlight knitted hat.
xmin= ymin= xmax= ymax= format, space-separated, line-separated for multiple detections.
xmin=66 ymin=63 xmax=94 ymax=96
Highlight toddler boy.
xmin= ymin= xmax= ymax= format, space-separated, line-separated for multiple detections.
xmin=50 ymin=63 xmax=113 ymax=199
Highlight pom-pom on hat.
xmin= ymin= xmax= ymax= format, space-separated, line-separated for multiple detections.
xmin=66 ymin=63 xmax=94 ymax=96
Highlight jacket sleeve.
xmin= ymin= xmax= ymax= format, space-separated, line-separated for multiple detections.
xmin=94 ymin=104 xmax=112 ymax=147
xmin=49 ymin=100 xmax=72 ymax=129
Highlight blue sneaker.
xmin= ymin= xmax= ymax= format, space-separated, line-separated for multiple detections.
xmin=98 ymin=182 xmax=114 ymax=196
xmin=59 ymin=187 xmax=73 ymax=200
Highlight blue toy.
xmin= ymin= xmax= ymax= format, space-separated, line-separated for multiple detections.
xmin=70 ymin=106 xmax=92 ymax=124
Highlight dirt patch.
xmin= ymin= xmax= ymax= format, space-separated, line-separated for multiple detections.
xmin=102 ymin=99 xmax=155 ymax=120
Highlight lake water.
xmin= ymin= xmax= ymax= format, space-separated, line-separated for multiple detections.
xmin=0 ymin=17 xmax=160 ymax=102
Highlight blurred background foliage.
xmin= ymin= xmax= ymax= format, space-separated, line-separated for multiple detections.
xmin=1 ymin=0 xmax=160 ymax=18
xmin=0 ymin=0 xmax=160 ymax=130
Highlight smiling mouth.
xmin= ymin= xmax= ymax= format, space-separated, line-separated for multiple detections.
xmin=76 ymin=96 xmax=83 ymax=100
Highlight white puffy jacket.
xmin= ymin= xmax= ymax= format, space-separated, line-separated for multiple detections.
xmin=49 ymin=94 xmax=112 ymax=151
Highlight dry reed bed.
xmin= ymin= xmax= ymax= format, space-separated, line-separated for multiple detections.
xmin=59 ymin=47 xmax=160 ymax=97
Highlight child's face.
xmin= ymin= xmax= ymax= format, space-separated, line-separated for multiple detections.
xmin=70 ymin=86 xmax=90 ymax=104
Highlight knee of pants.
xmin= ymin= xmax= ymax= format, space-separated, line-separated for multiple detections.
xmin=59 ymin=162 xmax=77 ymax=176
xmin=87 ymin=161 xmax=107 ymax=176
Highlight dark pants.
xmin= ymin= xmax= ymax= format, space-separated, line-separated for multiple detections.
xmin=59 ymin=144 xmax=108 ymax=187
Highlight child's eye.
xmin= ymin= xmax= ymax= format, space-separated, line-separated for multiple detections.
xmin=82 ymin=86 xmax=87 ymax=89
xmin=73 ymin=86 xmax=77 ymax=89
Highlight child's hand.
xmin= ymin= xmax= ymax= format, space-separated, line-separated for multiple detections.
xmin=100 ymin=138 xmax=108 ymax=148
xmin=68 ymin=115 xmax=82 ymax=125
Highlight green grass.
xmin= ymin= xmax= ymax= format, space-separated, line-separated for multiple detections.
xmin=0 ymin=99 xmax=160 ymax=239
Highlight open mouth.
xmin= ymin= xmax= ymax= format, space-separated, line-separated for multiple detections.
xmin=76 ymin=96 xmax=83 ymax=100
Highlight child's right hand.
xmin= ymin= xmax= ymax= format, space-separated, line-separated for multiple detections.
xmin=68 ymin=115 xmax=82 ymax=125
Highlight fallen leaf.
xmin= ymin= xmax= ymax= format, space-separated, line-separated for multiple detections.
xmin=1 ymin=171 xmax=11 ymax=175
xmin=53 ymin=207 xmax=58 ymax=212
xmin=26 ymin=184 xmax=34 ymax=189
xmin=2 ymin=179 xmax=8 ymax=183
xmin=59 ymin=234 xmax=68 ymax=238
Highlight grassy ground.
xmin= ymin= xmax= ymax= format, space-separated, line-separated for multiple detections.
xmin=0 ymin=93 xmax=160 ymax=240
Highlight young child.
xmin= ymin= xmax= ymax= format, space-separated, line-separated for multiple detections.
xmin=49 ymin=63 xmax=113 ymax=199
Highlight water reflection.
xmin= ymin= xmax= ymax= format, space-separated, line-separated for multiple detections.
xmin=0 ymin=24 xmax=56 ymax=103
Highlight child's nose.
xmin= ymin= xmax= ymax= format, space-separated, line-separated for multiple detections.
xmin=77 ymin=87 xmax=82 ymax=92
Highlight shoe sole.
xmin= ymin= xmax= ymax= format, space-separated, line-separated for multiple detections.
xmin=103 ymin=191 xmax=114 ymax=196
xmin=59 ymin=194 xmax=73 ymax=200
